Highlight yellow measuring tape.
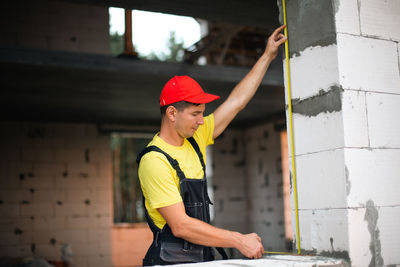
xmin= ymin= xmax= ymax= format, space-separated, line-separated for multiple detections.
xmin=264 ymin=0 xmax=301 ymax=256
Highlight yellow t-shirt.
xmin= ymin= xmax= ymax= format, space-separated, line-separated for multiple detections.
xmin=138 ymin=114 xmax=215 ymax=229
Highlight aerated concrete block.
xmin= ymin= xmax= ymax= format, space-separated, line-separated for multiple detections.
xmin=341 ymin=90 xmax=369 ymax=148
xmin=348 ymin=204 xmax=400 ymax=267
xmin=65 ymin=189 xmax=96 ymax=204
xmin=33 ymin=216 xmax=65 ymax=231
xmin=334 ymin=0 xmax=361 ymax=35
xmin=55 ymin=203 xmax=87 ymax=217
xmin=293 ymin=149 xmax=346 ymax=210
xmin=33 ymin=163 xmax=65 ymax=177
xmin=0 ymin=245 xmax=31 ymax=258
xmin=22 ymin=148 xmax=54 ymax=162
xmin=366 ymin=92 xmax=400 ymax=148
xmin=34 ymin=244 xmax=61 ymax=260
xmin=287 ymin=45 xmax=339 ymax=100
xmin=337 ymin=34 xmax=400 ymax=94
xmin=21 ymin=230 xmax=56 ymax=246
xmin=359 ymin=0 xmax=400 ymax=41
xmin=20 ymin=175 xmax=54 ymax=190
xmin=344 ymin=148 xmax=400 ymax=207
xmin=55 ymin=175 xmax=88 ymax=190
xmin=288 ymin=111 xmax=344 ymax=156
xmin=65 ymin=215 xmax=91 ymax=230
xmin=32 ymin=189 xmax=65 ymax=203
xmin=54 ymin=148 xmax=86 ymax=163
xmin=347 ymin=207 xmax=374 ymax=267
xmin=379 ymin=206 xmax=400 ymax=265
xmin=294 ymin=209 xmax=349 ymax=255
xmin=20 ymin=203 xmax=54 ymax=216
xmin=87 ymin=203 xmax=110 ymax=217
xmin=56 ymin=229 xmax=88 ymax=244
xmin=0 ymin=189 xmax=31 ymax=203
xmin=0 ymin=203 xmax=19 ymax=217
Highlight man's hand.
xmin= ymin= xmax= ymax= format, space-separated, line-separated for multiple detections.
xmin=236 ymin=233 xmax=264 ymax=259
xmin=158 ymin=202 xmax=265 ymax=259
xmin=264 ymin=24 xmax=287 ymax=60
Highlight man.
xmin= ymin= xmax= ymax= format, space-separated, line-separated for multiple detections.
xmin=137 ymin=25 xmax=287 ymax=266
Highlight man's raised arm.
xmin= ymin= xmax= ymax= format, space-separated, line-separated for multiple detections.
xmin=213 ymin=25 xmax=286 ymax=140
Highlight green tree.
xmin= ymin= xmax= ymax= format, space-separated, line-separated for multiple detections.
xmin=110 ymin=31 xmax=124 ymax=56
xmin=143 ymin=31 xmax=185 ymax=62
xmin=165 ymin=31 xmax=185 ymax=62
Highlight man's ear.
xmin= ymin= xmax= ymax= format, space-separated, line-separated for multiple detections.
xmin=166 ymin=106 xmax=177 ymax=122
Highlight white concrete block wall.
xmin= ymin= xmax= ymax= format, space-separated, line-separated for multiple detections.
xmin=0 ymin=0 xmax=110 ymax=54
xmin=212 ymin=130 xmax=246 ymax=231
xmin=288 ymin=45 xmax=339 ymax=100
xmin=359 ymin=0 xmax=400 ymax=41
xmin=366 ymin=93 xmax=400 ymax=148
xmin=0 ymin=120 xmax=112 ymax=267
xmin=281 ymin=0 xmax=400 ymax=265
xmin=333 ymin=0 xmax=360 ymax=36
xmin=294 ymin=149 xmax=347 ymax=210
xmin=289 ymin=112 xmax=343 ymax=156
xmin=337 ymin=34 xmax=400 ymax=94
xmin=212 ymin=129 xmax=246 ymax=258
xmin=337 ymin=0 xmax=400 ymax=265
xmin=213 ymin=122 xmax=287 ymax=256
xmin=344 ymin=149 xmax=400 ymax=207
xmin=244 ymin=123 xmax=286 ymax=252
xmin=296 ymin=209 xmax=349 ymax=254
xmin=341 ymin=90 xmax=369 ymax=148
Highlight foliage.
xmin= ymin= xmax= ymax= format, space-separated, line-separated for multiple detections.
xmin=110 ymin=30 xmax=185 ymax=62
xmin=109 ymin=31 xmax=124 ymax=56
xmin=142 ymin=31 xmax=185 ymax=62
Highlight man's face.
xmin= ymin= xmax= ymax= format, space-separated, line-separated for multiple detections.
xmin=175 ymin=104 xmax=205 ymax=139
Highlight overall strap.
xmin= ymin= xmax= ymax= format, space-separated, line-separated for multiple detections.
xmin=137 ymin=145 xmax=186 ymax=181
xmin=187 ymin=137 xmax=228 ymax=260
xmin=142 ymin=196 xmax=162 ymax=241
xmin=187 ymin=137 xmax=205 ymax=173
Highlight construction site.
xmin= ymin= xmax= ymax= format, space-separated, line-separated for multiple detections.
xmin=0 ymin=0 xmax=399 ymax=266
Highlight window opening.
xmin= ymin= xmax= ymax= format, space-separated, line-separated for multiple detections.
xmin=111 ymin=133 xmax=151 ymax=224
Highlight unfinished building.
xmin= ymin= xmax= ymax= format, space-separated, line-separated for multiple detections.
xmin=0 ymin=0 xmax=399 ymax=267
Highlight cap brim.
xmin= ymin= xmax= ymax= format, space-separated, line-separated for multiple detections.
xmin=185 ymin=93 xmax=220 ymax=104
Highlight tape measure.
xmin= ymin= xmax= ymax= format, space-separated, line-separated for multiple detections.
xmin=264 ymin=0 xmax=301 ymax=255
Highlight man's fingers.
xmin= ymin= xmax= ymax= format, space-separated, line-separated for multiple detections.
xmin=256 ymin=235 xmax=261 ymax=242
xmin=277 ymin=36 xmax=287 ymax=46
xmin=273 ymin=24 xmax=286 ymax=36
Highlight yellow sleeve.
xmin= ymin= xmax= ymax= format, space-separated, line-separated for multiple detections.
xmin=138 ymin=152 xmax=182 ymax=209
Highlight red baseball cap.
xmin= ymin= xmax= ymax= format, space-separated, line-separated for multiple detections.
xmin=160 ymin=76 xmax=220 ymax=106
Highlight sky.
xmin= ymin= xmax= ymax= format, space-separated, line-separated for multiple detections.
xmin=109 ymin=8 xmax=202 ymax=56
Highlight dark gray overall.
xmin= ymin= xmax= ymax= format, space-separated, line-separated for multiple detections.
xmin=137 ymin=137 xmax=228 ymax=266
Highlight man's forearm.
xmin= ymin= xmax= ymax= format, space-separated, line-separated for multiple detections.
xmin=213 ymin=25 xmax=286 ymax=139
xmin=213 ymin=53 xmax=273 ymax=139
xmin=172 ymin=215 xmax=242 ymax=248
xmin=228 ymin=52 xmax=273 ymax=111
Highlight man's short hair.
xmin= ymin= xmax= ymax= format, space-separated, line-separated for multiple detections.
xmin=160 ymin=101 xmax=200 ymax=116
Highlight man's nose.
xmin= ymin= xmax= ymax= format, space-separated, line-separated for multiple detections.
xmin=198 ymin=116 xmax=204 ymax=125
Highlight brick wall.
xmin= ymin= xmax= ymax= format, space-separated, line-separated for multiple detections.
xmin=0 ymin=121 xmax=113 ymax=267
xmin=1 ymin=0 xmax=110 ymax=54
